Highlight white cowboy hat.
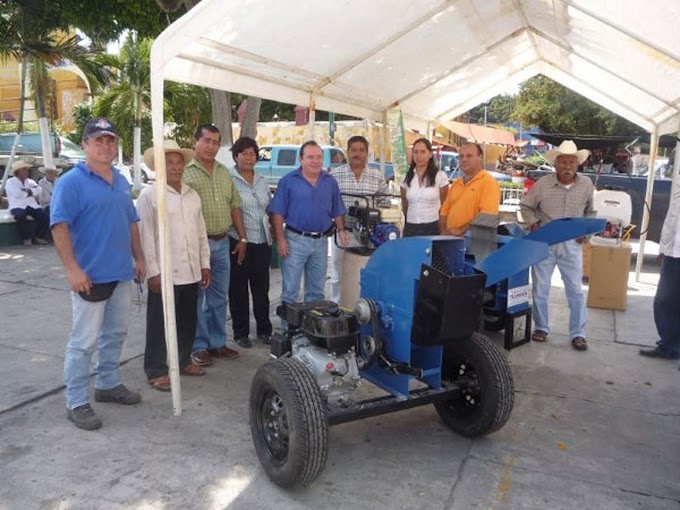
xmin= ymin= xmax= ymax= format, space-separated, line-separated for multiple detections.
xmin=544 ymin=140 xmax=590 ymax=165
xmin=143 ymin=139 xmax=194 ymax=170
xmin=9 ymin=160 xmax=32 ymax=176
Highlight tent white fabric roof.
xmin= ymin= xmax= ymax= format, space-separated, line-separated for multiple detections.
xmin=148 ymin=0 xmax=680 ymax=414
xmin=151 ymin=0 xmax=680 ymax=135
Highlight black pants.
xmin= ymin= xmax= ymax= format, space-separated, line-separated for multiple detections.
xmin=403 ymin=220 xmax=440 ymax=237
xmin=229 ymin=237 xmax=273 ymax=339
xmin=144 ymin=282 xmax=198 ymax=380
xmin=11 ymin=206 xmax=49 ymax=241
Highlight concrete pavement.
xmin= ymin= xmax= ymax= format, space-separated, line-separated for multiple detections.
xmin=0 ymin=242 xmax=678 ymax=509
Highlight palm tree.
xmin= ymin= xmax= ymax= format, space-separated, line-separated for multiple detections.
xmin=0 ymin=5 xmax=106 ymax=180
xmin=94 ymin=32 xmax=151 ymax=190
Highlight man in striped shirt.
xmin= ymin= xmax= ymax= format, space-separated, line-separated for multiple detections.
xmin=520 ymin=140 xmax=595 ymax=351
xmin=329 ymin=136 xmax=391 ymax=303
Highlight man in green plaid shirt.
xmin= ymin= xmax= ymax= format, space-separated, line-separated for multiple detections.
xmin=184 ymin=124 xmax=248 ymax=366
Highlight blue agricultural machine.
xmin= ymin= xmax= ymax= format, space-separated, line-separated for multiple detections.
xmin=249 ymin=211 xmax=605 ymax=488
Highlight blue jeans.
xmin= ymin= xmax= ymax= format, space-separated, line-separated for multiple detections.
xmin=281 ymin=230 xmax=328 ymax=310
xmin=193 ymin=237 xmax=230 ymax=352
xmin=532 ymin=240 xmax=586 ymax=339
xmin=653 ymin=256 xmax=680 ymax=356
xmin=64 ymin=281 xmax=132 ymax=409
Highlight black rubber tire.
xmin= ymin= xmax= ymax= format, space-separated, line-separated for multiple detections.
xmin=435 ymin=332 xmax=514 ymax=437
xmin=483 ymin=315 xmax=505 ymax=332
xmin=249 ymin=358 xmax=328 ymax=488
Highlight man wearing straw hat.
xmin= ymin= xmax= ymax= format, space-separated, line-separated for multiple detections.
xmin=137 ymin=140 xmax=212 ymax=392
xmin=520 ymin=140 xmax=595 ymax=351
xmin=5 ymin=160 xmax=50 ymax=245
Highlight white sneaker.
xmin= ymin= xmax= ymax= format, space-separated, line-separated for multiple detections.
xmin=23 ymin=239 xmax=32 ymax=246
xmin=34 ymin=238 xmax=49 ymax=245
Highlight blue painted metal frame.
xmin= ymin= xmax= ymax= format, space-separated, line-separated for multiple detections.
xmin=356 ymin=217 xmax=606 ymax=398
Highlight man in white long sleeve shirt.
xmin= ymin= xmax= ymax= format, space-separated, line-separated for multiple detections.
xmin=136 ymin=140 xmax=212 ymax=392
xmin=639 ymin=175 xmax=680 ymax=362
xmin=5 ymin=160 xmax=50 ymax=245
xmin=38 ymin=166 xmax=59 ymax=216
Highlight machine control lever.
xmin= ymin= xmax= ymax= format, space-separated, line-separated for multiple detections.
xmin=378 ymin=353 xmax=424 ymax=378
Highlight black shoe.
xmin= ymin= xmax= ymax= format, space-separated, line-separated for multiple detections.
xmin=235 ymin=336 xmax=253 ymax=348
xmin=94 ymin=384 xmax=141 ymax=405
xmin=67 ymin=404 xmax=102 ymax=430
xmin=638 ymin=347 xmax=679 ymax=360
xmin=257 ymin=334 xmax=271 ymax=345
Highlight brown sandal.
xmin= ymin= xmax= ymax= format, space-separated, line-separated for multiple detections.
xmin=180 ymin=363 xmax=206 ymax=376
xmin=531 ymin=330 xmax=548 ymax=342
xmin=571 ymin=337 xmax=588 ymax=351
xmin=148 ymin=375 xmax=171 ymax=392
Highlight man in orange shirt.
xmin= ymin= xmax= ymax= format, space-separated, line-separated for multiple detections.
xmin=439 ymin=143 xmax=500 ymax=236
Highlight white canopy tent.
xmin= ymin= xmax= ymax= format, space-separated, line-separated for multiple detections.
xmin=149 ymin=0 xmax=680 ymax=413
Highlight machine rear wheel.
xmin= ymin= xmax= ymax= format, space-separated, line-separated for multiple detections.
xmin=249 ymin=358 xmax=328 ymax=488
xmin=435 ymin=332 xmax=514 ymax=437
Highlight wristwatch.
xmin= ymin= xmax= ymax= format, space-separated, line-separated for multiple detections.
xmin=239 ymin=238 xmax=248 ymax=244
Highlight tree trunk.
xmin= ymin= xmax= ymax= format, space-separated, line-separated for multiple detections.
xmin=241 ymin=96 xmax=262 ymax=139
xmin=133 ymin=95 xmax=143 ymax=191
xmin=170 ymin=0 xmax=235 ymax=147
xmin=209 ymin=88 xmax=233 ymax=146
xmin=31 ymin=57 xmax=57 ymax=170
xmin=17 ymin=58 xmax=27 ymax=133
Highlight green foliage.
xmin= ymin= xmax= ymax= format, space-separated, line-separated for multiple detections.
xmin=164 ymin=83 xmax=212 ymax=147
xmin=67 ymin=103 xmax=93 ymax=144
xmin=46 ymin=0 xmax=185 ymax=44
xmin=467 ymin=95 xmax=516 ymax=124
xmin=524 ymin=152 xmax=547 ymax=166
xmin=513 ymin=75 xmax=639 ymax=135
xmin=499 ymin=181 xmax=523 ymax=189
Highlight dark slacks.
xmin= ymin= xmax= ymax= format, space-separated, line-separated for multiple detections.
xmin=403 ymin=220 xmax=440 ymax=237
xmin=144 ymin=282 xmax=199 ymax=380
xmin=11 ymin=206 xmax=49 ymax=241
xmin=653 ymin=256 xmax=680 ymax=356
xmin=229 ymin=237 xmax=273 ymax=339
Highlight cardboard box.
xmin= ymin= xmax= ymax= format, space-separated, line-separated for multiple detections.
xmin=582 ymin=242 xmax=592 ymax=279
xmin=587 ymin=243 xmax=632 ymax=311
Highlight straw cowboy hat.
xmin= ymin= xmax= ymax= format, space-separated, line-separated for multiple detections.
xmin=9 ymin=160 xmax=32 ymax=176
xmin=143 ymin=139 xmax=194 ymax=170
xmin=544 ymin=140 xmax=590 ymax=166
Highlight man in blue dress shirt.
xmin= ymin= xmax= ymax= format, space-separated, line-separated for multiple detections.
xmin=268 ymin=141 xmax=348 ymax=317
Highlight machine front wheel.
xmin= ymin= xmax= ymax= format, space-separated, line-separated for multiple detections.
xmin=435 ymin=332 xmax=514 ymax=437
xmin=249 ymin=358 xmax=328 ymax=488
xmin=482 ymin=314 xmax=506 ymax=332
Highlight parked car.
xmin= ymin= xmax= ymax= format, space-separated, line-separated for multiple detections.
xmin=446 ymin=169 xmax=512 ymax=182
xmin=255 ymin=144 xmax=348 ymax=186
xmin=0 ymin=132 xmax=63 ymax=172
xmin=437 ymin=151 xmax=459 ymax=175
xmin=59 ymin=136 xmax=86 ymax=168
xmin=367 ymin=161 xmax=396 ymax=180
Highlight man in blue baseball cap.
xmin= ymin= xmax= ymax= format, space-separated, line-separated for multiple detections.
xmin=51 ymin=117 xmax=146 ymax=430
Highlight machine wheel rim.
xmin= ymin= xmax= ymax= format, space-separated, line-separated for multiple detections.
xmin=450 ymin=360 xmax=482 ymax=413
xmin=259 ymin=390 xmax=289 ymax=466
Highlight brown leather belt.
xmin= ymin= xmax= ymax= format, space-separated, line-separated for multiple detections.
xmin=207 ymin=231 xmax=228 ymax=241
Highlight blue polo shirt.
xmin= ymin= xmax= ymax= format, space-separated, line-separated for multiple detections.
xmin=267 ymin=168 xmax=347 ymax=232
xmin=51 ymin=162 xmax=138 ymax=283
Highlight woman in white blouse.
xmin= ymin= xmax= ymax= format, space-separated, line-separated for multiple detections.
xmin=400 ymin=137 xmax=449 ymax=236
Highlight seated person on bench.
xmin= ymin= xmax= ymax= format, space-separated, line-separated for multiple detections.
xmin=5 ymin=160 xmax=50 ymax=246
